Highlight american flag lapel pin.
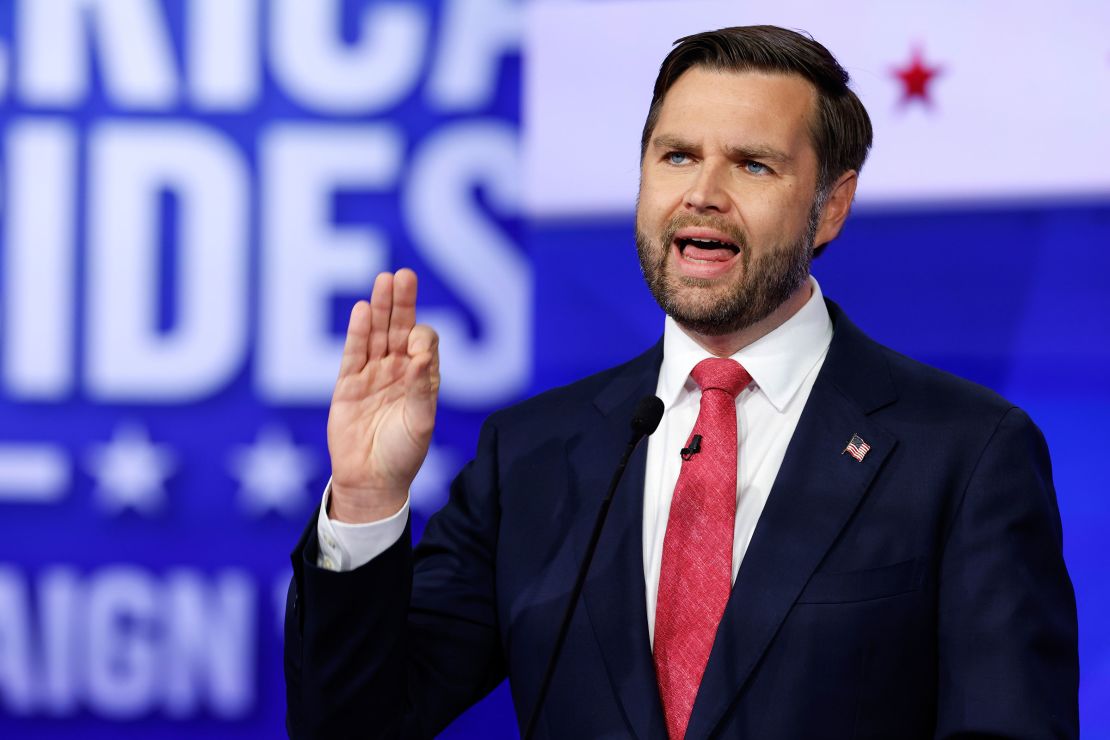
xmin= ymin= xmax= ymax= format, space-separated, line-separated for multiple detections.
xmin=842 ymin=433 xmax=871 ymax=462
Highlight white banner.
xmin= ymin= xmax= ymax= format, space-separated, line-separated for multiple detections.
xmin=523 ymin=0 xmax=1110 ymax=216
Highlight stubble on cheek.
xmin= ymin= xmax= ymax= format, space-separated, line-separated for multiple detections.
xmin=635 ymin=217 xmax=750 ymax=318
xmin=634 ymin=206 xmax=816 ymax=337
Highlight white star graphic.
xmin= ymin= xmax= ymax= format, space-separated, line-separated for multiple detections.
xmin=86 ymin=423 xmax=176 ymax=515
xmin=229 ymin=426 xmax=317 ymax=518
xmin=411 ymin=444 xmax=457 ymax=516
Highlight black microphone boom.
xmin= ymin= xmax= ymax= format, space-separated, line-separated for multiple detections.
xmin=523 ymin=395 xmax=664 ymax=740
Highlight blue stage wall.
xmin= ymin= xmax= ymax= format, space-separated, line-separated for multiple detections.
xmin=0 ymin=2 xmax=1104 ymax=738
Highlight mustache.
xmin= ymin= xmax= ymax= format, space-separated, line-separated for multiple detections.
xmin=660 ymin=214 xmax=748 ymax=252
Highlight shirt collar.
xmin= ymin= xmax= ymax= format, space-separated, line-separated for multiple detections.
xmin=657 ymin=276 xmax=834 ymax=413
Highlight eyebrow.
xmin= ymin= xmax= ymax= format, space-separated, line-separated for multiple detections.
xmin=651 ymin=134 xmax=793 ymax=165
xmin=650 ymin=134 xmax=698 ymax=154
xmin=725 ymin=143 xmax=793 ymax=165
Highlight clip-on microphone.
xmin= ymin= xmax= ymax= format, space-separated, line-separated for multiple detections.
xmin=680 ymin=434 xmax=702 ymax=461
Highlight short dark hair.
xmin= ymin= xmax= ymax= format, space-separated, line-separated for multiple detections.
xmin=640 ymin=26 xmax=873 ymax=197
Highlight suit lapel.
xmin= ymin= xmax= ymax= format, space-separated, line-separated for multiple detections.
xmin=685 ymin=302 xmax=900 ymax=740
xmin=566 ymin=344 xmax=669 ymax=740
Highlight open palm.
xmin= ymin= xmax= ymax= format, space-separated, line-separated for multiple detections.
xmin=327 ymin=269 xmax=439 ymax=523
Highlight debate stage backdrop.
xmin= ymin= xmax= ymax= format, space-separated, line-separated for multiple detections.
xmin=0 ymin=1 xmax=1106 ymax=738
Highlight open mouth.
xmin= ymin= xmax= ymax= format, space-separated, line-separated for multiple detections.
xmin=667 ymin=227 xmax=743 ymax=278
xmin=675 ymin=236 xmax=741 ymax=262
xmin=672 ymin=228 xmax=742 ymax=268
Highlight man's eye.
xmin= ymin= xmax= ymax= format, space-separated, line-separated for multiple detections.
xmin=667 ymin=152 xmax=690 ymax=165
xmin=745 ymin=161 xmax=770 ymax=175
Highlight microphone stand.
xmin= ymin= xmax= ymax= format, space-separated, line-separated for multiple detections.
xmin=522 ymin=396 xmax=663 ymax=740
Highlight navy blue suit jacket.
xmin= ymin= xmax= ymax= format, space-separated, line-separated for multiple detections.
xmin=285 ymin=302 xmax=1078 ymax=739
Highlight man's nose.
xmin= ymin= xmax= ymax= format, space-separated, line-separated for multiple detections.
xmin=684 ymin=161 xmax=731 ymax=213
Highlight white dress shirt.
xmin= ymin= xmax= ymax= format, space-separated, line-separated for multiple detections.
xmin=316 ymin=490 xmax=408 ymax=572
xmin=642 ymin=278 xmax=832 ymax=644
xmin=318 ymin=279 xmax=834 ymax=647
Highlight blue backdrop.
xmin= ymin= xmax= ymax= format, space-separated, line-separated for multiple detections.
xmin=0 ymin=1 xmax=1104 ymax=738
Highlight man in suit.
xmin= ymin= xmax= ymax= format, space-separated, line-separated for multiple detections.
xmin=285 ymin=26 xmax=1078 ymax=739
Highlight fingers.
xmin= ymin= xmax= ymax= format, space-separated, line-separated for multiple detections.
xmin=367 ymin=272 xmax=393 ymax=361
xmin=388 ymin=268 xmax=417 ymax=357
xmin=337 ymin=300 xmax=371 ymax=377
xmin=364 ymin=269 xmax=420 ymax=365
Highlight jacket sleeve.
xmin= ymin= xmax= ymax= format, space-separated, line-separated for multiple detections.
xmin=285 ymin=419 xmax=508 ymax=739
xmin=934 ymin=407 xmax=1079 ymax=739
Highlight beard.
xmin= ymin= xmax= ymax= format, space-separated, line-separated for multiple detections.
xmin=635 ymin=197 xmax=823 ymax=337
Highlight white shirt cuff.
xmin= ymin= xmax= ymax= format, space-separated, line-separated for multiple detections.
xmin=315 ymin=479 xmax=410 ymax=572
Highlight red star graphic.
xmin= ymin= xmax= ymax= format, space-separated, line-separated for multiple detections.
xmin=892 ymin=47 xmax=943 ymax=108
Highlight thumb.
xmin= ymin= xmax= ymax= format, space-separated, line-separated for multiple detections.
xmin=403 ymin=326 xmax=439 ymax=435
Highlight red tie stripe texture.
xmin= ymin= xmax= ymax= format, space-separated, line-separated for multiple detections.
xmin=654 ymin=358 xmax=751 ymax=739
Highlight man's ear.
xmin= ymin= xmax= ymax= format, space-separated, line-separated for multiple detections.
xmin=813 ymin=170 xmax=858 ymax=250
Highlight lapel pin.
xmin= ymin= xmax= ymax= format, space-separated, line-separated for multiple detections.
xmin=842 ymin=433 xmax=871 ymax=462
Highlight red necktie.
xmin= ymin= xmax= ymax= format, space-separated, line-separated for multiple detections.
xmin=654 ymin=357 xmax=752 ymax=739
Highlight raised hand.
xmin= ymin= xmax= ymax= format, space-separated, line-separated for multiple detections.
xmin=327 ymin=269 xmax=439 ymax=523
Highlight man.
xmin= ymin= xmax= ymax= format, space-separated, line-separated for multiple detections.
xmin=285 ymin=26 xmax=1078 ymax=739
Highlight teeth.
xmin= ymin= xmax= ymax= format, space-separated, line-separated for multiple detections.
xmin=678 ymin=237 xmax=736 ymax=252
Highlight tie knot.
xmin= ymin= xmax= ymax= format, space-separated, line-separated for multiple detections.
xmin=690 ymin=357 xmax=751 ymax=398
